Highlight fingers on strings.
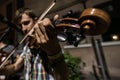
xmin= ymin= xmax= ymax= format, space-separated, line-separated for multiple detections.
xmin=34 ymin=22 xmax=49 ymax=44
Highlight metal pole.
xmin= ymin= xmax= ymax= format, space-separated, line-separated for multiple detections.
xmin=91 ymin=37 xmax=111 ymax=80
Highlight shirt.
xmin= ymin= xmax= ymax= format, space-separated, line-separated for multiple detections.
xmin=21 ymin=44 xmax=54 ymax=80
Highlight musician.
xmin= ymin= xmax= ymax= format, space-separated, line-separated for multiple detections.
xmin=0 ymin=8 xmax=69 ymax=80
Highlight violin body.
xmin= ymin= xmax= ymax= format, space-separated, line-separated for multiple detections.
xmin=0 ymin=51 xmax=11 ymax=66
xmin=0 ymin=44 xmax=14 ymax=66
xmin=0 ymin=44 xmax=14 ymax=80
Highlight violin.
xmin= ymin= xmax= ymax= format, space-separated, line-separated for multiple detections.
xmin=0 ymin=51 xmax=11 ymax=66
xmin=0 ymin=43 xmax=14 ymax=66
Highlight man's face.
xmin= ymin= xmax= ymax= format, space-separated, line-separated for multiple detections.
xmin=19 ymin=13 xmax=35 ymax=33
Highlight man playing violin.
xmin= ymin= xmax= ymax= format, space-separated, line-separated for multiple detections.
xmin=0 ymin=8 xmax=69 ymax=80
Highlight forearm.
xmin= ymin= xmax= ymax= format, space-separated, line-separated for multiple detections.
xmin=53 ymin=60 xmax=69 ymax=80
xmin=48 ymin=52 xmax=69 ymax=80
xmin=0 ymin=64 xmax=16 ymax=75
xmin=0 ymin=56 xmax=24 ymax=75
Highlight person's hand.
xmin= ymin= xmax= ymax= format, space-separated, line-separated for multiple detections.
xmin=29 ymin=15 xmax=61 ymax=55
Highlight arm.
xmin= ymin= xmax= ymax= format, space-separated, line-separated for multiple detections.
xmin=40 ymin=18 xmax=70 ymax=80
xmin=53 ymin=59 xmax=69 ymax=80
xmin=48 ymin=51 xmax=70 ymax=80
xmin=29 ymin=16 xmax=70 ymax=79
xmin=0 ymin=55 xmax=24 ymax=75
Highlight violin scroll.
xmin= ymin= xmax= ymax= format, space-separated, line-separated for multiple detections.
xmin=78 ymin=8 xmax=111 ymax=35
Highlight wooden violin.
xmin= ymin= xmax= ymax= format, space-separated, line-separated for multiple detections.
xmin=0 ymin=43 xmax=14 ymax=66
xmin=0 ymin=51 xmax=11 ymax=66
